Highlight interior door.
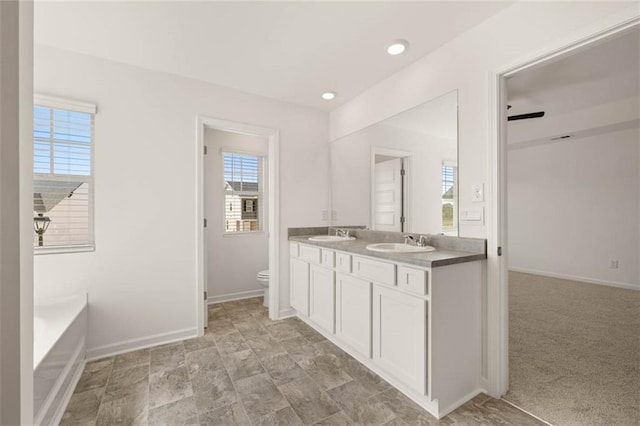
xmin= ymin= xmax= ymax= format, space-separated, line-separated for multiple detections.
xmin=374 ymin=158 xmax=403 ymax=231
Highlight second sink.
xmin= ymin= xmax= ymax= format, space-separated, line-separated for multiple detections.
xmin=366 ymin=243 xmax=435 ymax=253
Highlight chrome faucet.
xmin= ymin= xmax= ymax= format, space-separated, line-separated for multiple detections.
xmin=404 ymin=234 xmax=428 ymax=247
xmin=336 ymin=228 xmax=351 ymax=238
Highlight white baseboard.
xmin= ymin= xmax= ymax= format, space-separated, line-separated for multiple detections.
xmin=278 ymin=307 xmax=297 ymax=319
xmin=86 ymin=327 xmax=198 ymax=361
xmin=438 ymin=388 xmax=485 ymax=418
xmin=508 ymin=267 xmax=640 ymax=291
xmin=208 ymin=289 xmax=265 ymax=305
xmin=479 ymin=377 xmax=488 ymax=394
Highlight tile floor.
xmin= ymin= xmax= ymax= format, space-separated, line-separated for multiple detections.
xmin=61 ymin=297 xmax=544 ymax=425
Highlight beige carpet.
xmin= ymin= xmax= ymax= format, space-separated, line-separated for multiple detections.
xmin=505 ymin=271 xmax=640 ymax=426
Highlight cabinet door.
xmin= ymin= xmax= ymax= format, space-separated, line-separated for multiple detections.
xmin=290 ymin=258 xmax=310 ymax=316
xmin=309 ymin=265 xmax=335 ymax=333
xmin=336 ymin=273 xmax=372 ymax=358
xmin=372 ymin=285 xmax=427 ymax=395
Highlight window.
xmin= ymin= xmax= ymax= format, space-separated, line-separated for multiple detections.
xmin=33 ymin=96 xmax=96 ymax=252
xmin=442 ymin=161 xmax=457 ymax=232
xmin=223 ymin=152 xmax=264 ymax=233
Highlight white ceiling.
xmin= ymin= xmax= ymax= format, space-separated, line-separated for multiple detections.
xmin=34 ymin=1 xmax=511 ymax=111
xmin=507 ymin=27 xmax=640 ymax=118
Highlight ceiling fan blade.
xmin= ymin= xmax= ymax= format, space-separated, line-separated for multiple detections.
xmin=507 ymin=111 xmax=545 ymax=121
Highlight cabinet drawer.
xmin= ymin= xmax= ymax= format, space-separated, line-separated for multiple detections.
xmin=397 ymin=266 xmax=428 ymax=296
xmin=290 ymin=242 xmax=300 ymax=258
xmin=321 ymin=249 xmax=335 ymax=268
xmin=299 ymin=244 xmax=321 ymax=264
xmin=335 ymin=253 xmax=352 ymax=273
xmin=353 ymin=256 xmax=395 ymax=286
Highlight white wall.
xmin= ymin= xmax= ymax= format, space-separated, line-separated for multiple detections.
xmin=34 ymin=45 xmax=329 ymax=355
xmin=508 ymin=127 xmax=639 ymax=289
xmin=330 ymin=1 xmax=638 ymax=239
xmin=204 ymin=128 xmax=268 ymax=300
xmin=331 ymin=124 xmax=456 ymax=234
xmin=19 ymin=1 xmax=34 ymax=422
xmin=0 ymin=2 xmax=22 ymax=423
xmin=0 ymin=1 xmax=34 ymax=423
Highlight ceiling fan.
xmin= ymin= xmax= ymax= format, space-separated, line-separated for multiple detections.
xmin=507 ymin=105 xmax=545 ymax=121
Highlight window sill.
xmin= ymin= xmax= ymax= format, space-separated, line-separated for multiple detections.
xmin=222 ymin=231 xmax=267 ymax=237
xmin=34 ymin=244 xmax=95 ymax=255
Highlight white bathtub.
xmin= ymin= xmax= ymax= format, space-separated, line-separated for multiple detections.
xmin=34 ymin=294 xmax=88 ymax=426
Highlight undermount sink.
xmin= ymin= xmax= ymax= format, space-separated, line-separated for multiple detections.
xmin=366 ymin=243 xmax=435 ymax=253
xmin=308 ymin=235 xmax=356 ymax=242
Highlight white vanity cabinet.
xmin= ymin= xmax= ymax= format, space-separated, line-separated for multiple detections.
xmin=372 ymin=284 xmax=427 ymax=394
xmin=290 ymin=257 xmax=310 ymax=316
xmin=336 ymin=273 xmax=372 ymax=357
xmin=309 ymin=264 xmax=335 ymax=333
xmin=289 ymin=241 xmax=483 ymax=419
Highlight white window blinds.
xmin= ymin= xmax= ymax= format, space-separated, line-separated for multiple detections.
xmin=33 ymin=98 xmax=95 ymax=251
xmin=223 ymin=152 xmax=263 ymax=233
xmin=442 ymin=162 xmax=457 ymax=231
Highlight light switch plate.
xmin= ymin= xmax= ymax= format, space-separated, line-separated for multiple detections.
xmin=460 ymin=208 xmax=484 ymax=224
xmin=472 ymin=183 xmax=484 ymax=202
xmin=321 ymin=210 xmax=329 ymax=221
xmin=331 ymin=210 xmax=338 ymax=221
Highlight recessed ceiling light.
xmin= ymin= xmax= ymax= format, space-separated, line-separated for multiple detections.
xmin=322 ymin=92 xmax=336 ymax=100
xmin=386 ymin=39 xmax=409 ymax=55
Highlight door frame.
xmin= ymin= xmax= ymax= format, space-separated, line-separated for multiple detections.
xmin=487 ymin=10 xmax=639 ymax=397
xmin=370 ymin=147 xmax=413 ymax=232
xmin=196 ymin=116 xmax=280 ymax=334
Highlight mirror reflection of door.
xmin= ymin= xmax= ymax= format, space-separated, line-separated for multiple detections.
xmin=373 ymin=156 xmax=406 ymax=232
xmin=331 ymin=90 xmax=458 ymax=236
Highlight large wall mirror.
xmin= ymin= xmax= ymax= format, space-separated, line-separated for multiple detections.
xmin=330 ymin=90 xmax=458 ymax=236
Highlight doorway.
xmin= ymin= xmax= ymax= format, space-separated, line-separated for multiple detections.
xmin=196 ymin=117 xmax=280 ymax=334
xmin=490 ymin=18 xmax=639 ymax=426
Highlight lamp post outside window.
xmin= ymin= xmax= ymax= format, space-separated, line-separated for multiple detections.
xmin=34 ymin=213 xmax=51 ymax=247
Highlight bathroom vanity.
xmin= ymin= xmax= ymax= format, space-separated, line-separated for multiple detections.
xmin=288 ymin=229 xmax=486 ymax=419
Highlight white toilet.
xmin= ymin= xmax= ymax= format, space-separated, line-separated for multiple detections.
xmin=256 ymin=270 xmax=269 ymax=307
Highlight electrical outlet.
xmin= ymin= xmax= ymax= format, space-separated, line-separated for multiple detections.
xmin=321 ymin=210 xmax=328 ymax=221
xmin=472 ymin=183 xmax=484 ymax=202
xmin=331 ymin=210 xmax=338 ymax=221
xmin=610 ymin=260 xmax=619 ymax=269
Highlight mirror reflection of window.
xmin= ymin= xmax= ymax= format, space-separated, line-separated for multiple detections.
xmin=442 ymin=161 xmax=457 ymax=235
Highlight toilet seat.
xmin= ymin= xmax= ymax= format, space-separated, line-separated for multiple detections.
xmin=257 ymin=270 xmax=269 ymax=279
